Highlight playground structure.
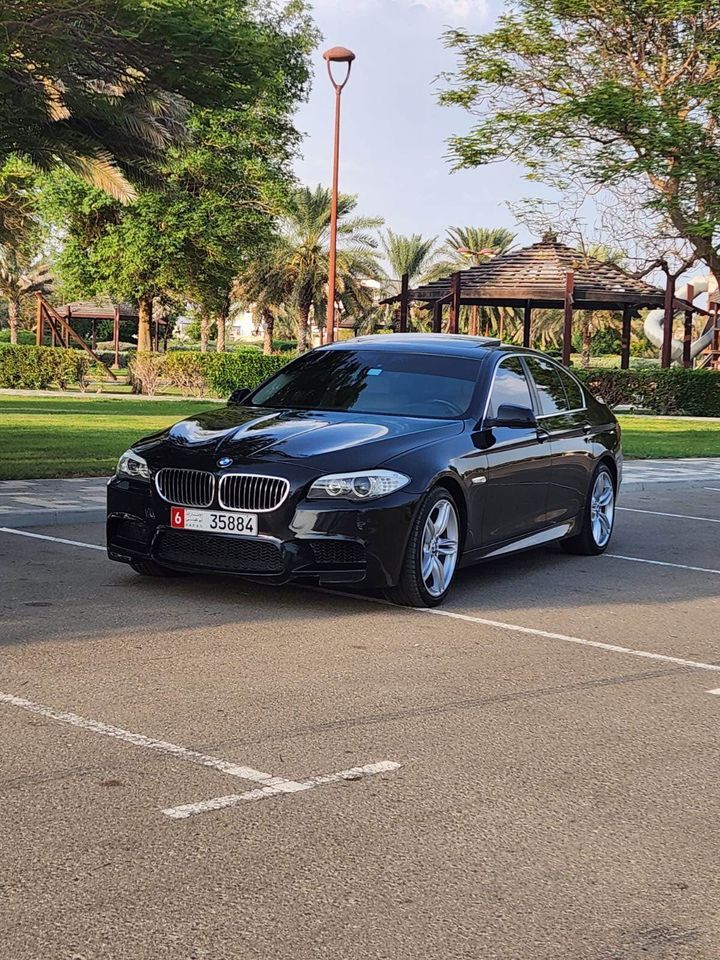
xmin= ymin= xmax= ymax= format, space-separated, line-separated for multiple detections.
xmin=34 ymin=294 xmax=169 ymax=376
xmin=644 ymin=274 xmax=720 ymax=366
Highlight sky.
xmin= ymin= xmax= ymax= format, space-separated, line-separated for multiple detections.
xmin=293 ymin=0 xmax=555 ymax=249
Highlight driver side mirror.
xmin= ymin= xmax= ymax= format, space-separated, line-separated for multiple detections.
xmin=228 ymin=387 xmax=251 ymax=406
xmin=486 ymin=403 xmax=538 ymax=429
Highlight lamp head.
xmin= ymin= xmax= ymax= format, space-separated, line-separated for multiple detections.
xmin=323 ymin=46 xmax=356 ymax=63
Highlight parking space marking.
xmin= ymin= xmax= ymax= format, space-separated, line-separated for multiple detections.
xmin=704 ymin=487 xmax=720 ymax=493
xmin=617 ymin=507 xmax=720 ymax=523
xmin=163 ymin=761 xmax=402 ymax=820
xmin=605 ymin=554 xmax=720 ymax=575
xmin=0 ymin=691 xmax=401 ymax=819
xmin=0 ymin=527 xmax=105 ymax=551
xmin=707 ymin=689 xmax=720 ymax=696
xmin=419 ymin=608 xmax=720 ymax=674
xmin=0 ymin=691 xmax=303 ymax=788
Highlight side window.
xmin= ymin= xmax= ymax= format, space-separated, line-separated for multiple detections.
xmin=558 ymin=367 xmax=585 ymax=410
xmin=525 ymin=357 xmax=569 ymax=416
xmin=486 ymin=357 xmax=533 ymax=419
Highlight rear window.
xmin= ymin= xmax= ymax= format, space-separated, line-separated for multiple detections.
xmin=524 ymin=357 xmax=569 ymax=416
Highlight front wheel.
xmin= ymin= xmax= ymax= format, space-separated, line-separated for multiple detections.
xmin=560 ymin=463 xmax=616 ymax=556
xmin=385 ymin=487 xmax=461 ymax=607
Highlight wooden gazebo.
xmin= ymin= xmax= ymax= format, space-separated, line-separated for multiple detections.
xmin=382 ymin=236 xmax=704 ymax=369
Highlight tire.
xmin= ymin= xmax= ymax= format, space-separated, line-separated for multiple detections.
xmin=560 ymin=462 xmax=616 ymax=556
xmin=129 ymin=558 xmax=185 ymax=577
xmin=385 ymin=487 xmax=461 ymax=608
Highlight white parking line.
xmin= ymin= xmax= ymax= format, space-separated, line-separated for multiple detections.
xmin=617 ymin=507 xmax=720 ymax=523
xmin=0 ymin=691 xmax=401 ymax=819
xmin=0 ymin=527 xmax=105 ymax=551
xmin=418 ymin=608 xmax=720 ymax=673
xmin=704 ymin=487 xmax=720 ymax=492
xmin=163 ymin=761 xmax=402 ymax=820
xmin=606 ymin=554 xmax=720 ymax=575
xmin=707 ymin=688 xmax=720 ymax=696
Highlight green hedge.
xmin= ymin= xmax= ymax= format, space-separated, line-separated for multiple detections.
xmin=200 ymin=351 xmax=288 ymax=396
xmin=0 ymin=344 xmax=91 ymax=389
xmin=575 ymin=367 xmax=720 ymax=417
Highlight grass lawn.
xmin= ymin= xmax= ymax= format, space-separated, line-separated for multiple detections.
xmin=1 ymin=396 xmax=720 ymax=481
xmin=617 ymin=415 xmax=720 ymax=459
xmin=0 ymin=395 xmax=217 ymax=480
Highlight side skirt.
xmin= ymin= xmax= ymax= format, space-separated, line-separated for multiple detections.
xmin=459 ymin=522 xmax=573 ymax=567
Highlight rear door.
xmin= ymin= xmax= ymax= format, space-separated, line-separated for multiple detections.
xmin=480 ymin=356 xmax=553 ymax=545
xmin=522 ymin=356 xmax=591 ymax=524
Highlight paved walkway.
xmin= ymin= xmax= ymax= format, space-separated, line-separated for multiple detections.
xmin=0 ymin=459 xmax=719 ymax=528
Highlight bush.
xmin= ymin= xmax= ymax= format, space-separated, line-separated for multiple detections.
xmin=576 ymin=367 xmax=720 ymax=416
xmin=200 ymin=350 xmax=289 ymax=397
xmin=0 ymin=344 xmax=91 ymax=389
xmin=128 ymin=352 xmax=165 ymax=396
xmin=0 ymin=329 xmax=36 ymax=345
xmin=164 ymin=351 xmax=208 ymax=396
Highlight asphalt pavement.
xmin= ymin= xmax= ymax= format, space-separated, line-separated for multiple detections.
xmin=1 ymin=484 xmax=720 ymax=959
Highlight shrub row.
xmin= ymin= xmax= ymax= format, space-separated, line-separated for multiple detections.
xmin=575 ymin=367 xmax=720 ymax=417
xmin=0 ymin=344 xmax=92 ymax=389
xmin=129 ymin=349 xmax=290 ymax=397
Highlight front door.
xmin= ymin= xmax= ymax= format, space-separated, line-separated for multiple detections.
xmin=480 ymin=356 xmax=553 ymax=545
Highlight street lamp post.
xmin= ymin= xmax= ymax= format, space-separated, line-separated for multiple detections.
xmin=324 ymin=46 xmax=355 ymax=344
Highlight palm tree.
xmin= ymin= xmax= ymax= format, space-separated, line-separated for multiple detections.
xmin=276 ymin=185 xmax=383 ymax=352
xmin=0 ymin=255 xmax=50 ymax=343
xmin=381 ymin=230 xmax=439 ymax=287
xmin=577 ymin=244 xmax=627 ymax=367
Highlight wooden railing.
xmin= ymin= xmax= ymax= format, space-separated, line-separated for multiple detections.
xmin=34 ymin=295 xmax=118 ymax=380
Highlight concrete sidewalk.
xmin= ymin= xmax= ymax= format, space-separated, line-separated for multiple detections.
xmin=0 ymin=477 xmax=108 ymax=528
xmin=1 ymin=458 xmax=719 ymax=529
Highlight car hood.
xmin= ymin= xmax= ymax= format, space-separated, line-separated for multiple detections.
xmin=138 ymin=405 xmax=463 ymax=472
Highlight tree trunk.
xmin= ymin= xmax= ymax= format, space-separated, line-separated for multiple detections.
xmin=137 ymin=295 xmax=153 ymax=352
xmin=581 ymin=311 xmax=592 ymax=368
xmin=297 ymin=303 xmax=311 ymax=353
xmin=262 ymin=308 xmax=274 ymax=355
xmin=216 ymin=310 xmax=227 ymax=353
xmin=8 ymin=295 xmax=20 ymax=344
xmin=200 ymin=313 xmax=209 ymax=353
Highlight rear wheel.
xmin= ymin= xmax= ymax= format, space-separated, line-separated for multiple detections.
xmin=560 ymin=463 xmax=616 ymax=556
xmin=129 ymin=559 xmax=184 ymax=577
xmin=385 ymin=487 xmax=460 ymax=607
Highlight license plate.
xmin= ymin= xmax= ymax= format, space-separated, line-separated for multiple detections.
xmin=170 ymin=506 xmax=258 ymax=536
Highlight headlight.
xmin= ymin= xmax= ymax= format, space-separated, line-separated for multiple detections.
xmin=307 ymin=470 xmax=410 ymax=501
xmin=116 ymin=449 xmax=151 ymax=481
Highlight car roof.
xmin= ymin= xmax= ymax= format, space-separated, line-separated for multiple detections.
xmin=322 ymin=333 xmax=503 ymax=359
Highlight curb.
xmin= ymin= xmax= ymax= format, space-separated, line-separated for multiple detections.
xmin=621 ymin=478 xmax=720 ymax=493
xmin=0 ymin=507 xmax=106 ymax=529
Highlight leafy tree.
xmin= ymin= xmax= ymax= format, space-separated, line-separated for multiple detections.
xmin=36 ymin=1 xmax=316 ymax=352
xmin=0 ymin=0 xmax=312 ymax=202
xmin=275 ymin=185 xmax=382 ymax=351
xmin=0 ymin=158 xmax=48 ymax=342
xmin=441 ymin=1 xmax=720 ymax=285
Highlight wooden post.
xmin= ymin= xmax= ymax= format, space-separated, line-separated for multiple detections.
xmin=661 ymin=274 xmax=675 ymax=368
xmin=91 ymin=319 xmax=96 ymax=352
xmin=562 ymin=271 xmax=574 ymax=366
xmin=469 ymin=305 xmax=479 ymax=337
xmin=620 ymin=304 xmax=632 ymax=370
xmin=35 ymin=294 xmax=43 ymax=346
xmin=113 ymin=307 xmax=121 ymax=369
xmin=713 ymin=303 xmax=720 ymax=370
xmin=398 ymin=272 xmax=409 ymax=333
xmin=523 ymin=301 xmax=532 ymax=348
xmin=448 ymin=272 xmax=461 ymax=334
xmin=683 ymin=283 xmax=694 ymax=368
xmin=432 ymin=300 xmax=443 ymax=334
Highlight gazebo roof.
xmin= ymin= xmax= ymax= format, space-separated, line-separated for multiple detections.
xmin=398 ymin=237 xmax=680 ymax=311
xmin=56 ymin=300 xmax=139 ymax=321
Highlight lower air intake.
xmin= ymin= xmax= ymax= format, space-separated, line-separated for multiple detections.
xmin=155 ymin=530 xmax=283 ymax=573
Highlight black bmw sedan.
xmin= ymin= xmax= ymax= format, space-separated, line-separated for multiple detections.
xmin=107 ymin=335 xmax=621 ymax=606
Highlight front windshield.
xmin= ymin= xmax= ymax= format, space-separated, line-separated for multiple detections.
xmin=250 ymin=348 xmax=480 ymax=419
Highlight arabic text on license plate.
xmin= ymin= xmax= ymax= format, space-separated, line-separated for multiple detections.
xmin=170 ymin=507 xmax=258 ymax=536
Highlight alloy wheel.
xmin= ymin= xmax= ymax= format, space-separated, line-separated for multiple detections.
xmin=420 ymin=497 xmax=459 ymax=598
xmin=590 ymin=471 xmax=615 ymax=547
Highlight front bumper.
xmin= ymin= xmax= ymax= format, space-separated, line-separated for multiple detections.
xmin=107 ymin=476 xmax=422 ymax=589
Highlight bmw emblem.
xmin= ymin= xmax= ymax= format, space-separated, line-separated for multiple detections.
xmin=217 ymin=457 xmax=233 ymax=468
